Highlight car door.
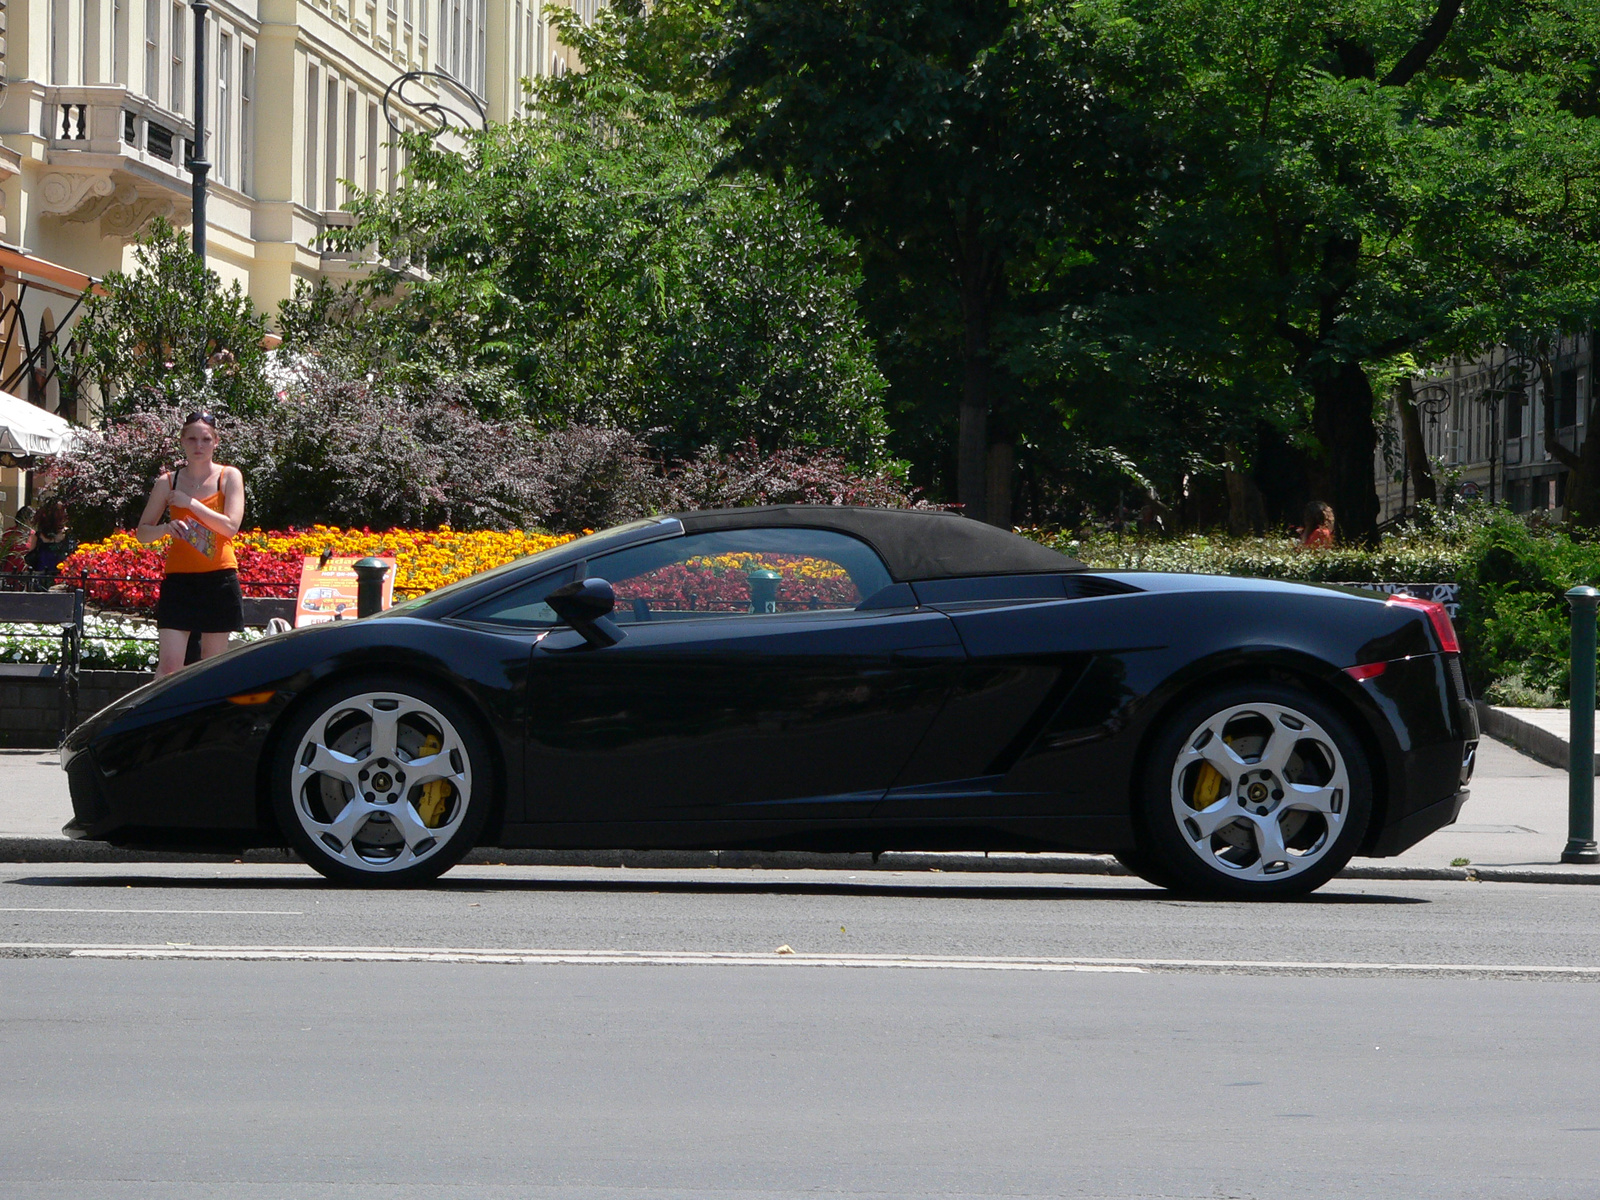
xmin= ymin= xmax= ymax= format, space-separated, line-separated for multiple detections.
xmin=873 ymin=576 xmax=1101 ymax=819
xmin=474 ymin=527 xmax=963 ymax=826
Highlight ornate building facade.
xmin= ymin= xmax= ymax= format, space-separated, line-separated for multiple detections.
xmin=0 ymin=0 xmax=588 ymax=517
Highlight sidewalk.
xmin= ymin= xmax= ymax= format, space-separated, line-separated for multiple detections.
xmin=1478 ymin=702 xmax=1600 ymax=773
xmin=1 ymin=733 xmax=1593 ymax=882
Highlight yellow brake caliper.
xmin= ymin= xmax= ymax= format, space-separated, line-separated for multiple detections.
xmin=1188 ymin=735 xmax=1230 ymax=810
xmin=415 ymin=733 xmax=452 ymax=828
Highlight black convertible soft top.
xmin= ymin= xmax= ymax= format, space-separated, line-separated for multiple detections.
xmin=673 ymin=506 xmax=1084 ymax=582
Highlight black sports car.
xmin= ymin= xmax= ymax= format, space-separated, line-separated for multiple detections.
xmin=61 ymin=506 xmax=1478 ymax=897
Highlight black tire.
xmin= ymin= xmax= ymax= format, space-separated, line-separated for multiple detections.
xmin=1131 ymin=682 xmax=1373 ymax=900
xmin=1112 ymin=849 xmax=1182 ymax=892
xmin=271 ymin=674 xmax=494 ymax=885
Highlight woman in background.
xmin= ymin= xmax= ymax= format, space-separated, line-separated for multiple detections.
xmin=26 ymin=497 xmax=73 ymax=586
xmin=0 ymin=505 xmax=35 ymax=585
xmin=1301 ymin=501 xmax=1335 ymax=549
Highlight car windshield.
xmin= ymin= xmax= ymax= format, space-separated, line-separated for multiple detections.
xmin=384 ymin=518 xmax=670 ymax=615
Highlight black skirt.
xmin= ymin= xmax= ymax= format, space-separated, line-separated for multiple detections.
xmin=156 ymin=569 xmax=244 ymax=633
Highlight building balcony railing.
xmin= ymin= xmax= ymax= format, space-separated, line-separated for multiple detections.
xmin=36 ymin=86 xmax=195 ymax=239
xmin=45 ymin=85 xmax=195 ymax=180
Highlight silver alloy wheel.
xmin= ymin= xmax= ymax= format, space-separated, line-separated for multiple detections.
xmin=290 ymin=690 xmax=473 ymax=874
xmin=1169 ymin=701 xmax=1350 ymax=882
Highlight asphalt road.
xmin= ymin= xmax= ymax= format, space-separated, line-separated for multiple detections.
xmin=5 ymin=865 xmax=1600 ymax=1198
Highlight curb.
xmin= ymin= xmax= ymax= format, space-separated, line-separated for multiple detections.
xmin=1476 ymin=700 xmax=1598 ymax=774
xmin=3 ymin=837 xmax=1600 ymax=883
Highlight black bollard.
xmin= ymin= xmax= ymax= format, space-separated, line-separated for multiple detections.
xmin=353 ymin=557 xmax=391 ymax=619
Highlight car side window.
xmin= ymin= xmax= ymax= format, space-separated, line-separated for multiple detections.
xmin=587 ymin=528 xmax=893 ymax=624
xmin=456 ymin=564 xmax=578 ymax=627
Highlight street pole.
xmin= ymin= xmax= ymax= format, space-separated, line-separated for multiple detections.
xmin=1564 ymin=586 xmax=1600 ymax=864
xmin=354 ymin=558 xmax=391 ymax=618
xmin=188 ymin=0 xmax=210 ymax=266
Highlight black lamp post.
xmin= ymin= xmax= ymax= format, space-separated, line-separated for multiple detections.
xmin=187 ymin=0 xmax=211 ymax=265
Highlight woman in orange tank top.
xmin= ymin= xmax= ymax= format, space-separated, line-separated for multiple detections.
xmin=135 ymin=411 xmax=247 ymax=676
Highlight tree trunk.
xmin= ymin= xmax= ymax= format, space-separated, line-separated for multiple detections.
xmin=1568 ymin=435 xmax=1600 ymax=527
xmin=985 ymin=438 xmax=1014 ymax=529
xmin=956 ymin=213 xmax=1005 ymax=525
xmin=1394 ymin=377 xmax=1436 ymax=509
xmin=958 ymin=389 xmax=988 ymax=524
xmin=1311 ymin=360 xmax=1382 ymax=546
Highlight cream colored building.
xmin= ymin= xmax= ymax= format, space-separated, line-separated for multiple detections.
xmin=0 ymin=0 xmax=587 ymax=311
xmin=0 ymin=0 xmax=593 ymax=517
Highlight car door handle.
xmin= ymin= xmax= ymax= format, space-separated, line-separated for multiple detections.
xmin=891 ymin=645 xmax=966 ymax=666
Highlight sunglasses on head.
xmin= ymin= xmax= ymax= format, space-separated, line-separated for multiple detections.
xmin=183 ymin=411 xmax=218 ymax=429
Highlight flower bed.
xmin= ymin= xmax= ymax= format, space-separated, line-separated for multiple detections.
xmin=0 ymin=614 xmax=269 ymax=669
xmin=58 ymin=527 xmax=577 ymax=612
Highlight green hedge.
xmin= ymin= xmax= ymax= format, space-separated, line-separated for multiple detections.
xmin=1021 ymin=513 xmax=1597 ymax=707
xmin=1025 ymin=529 xmax=1470 ymax=584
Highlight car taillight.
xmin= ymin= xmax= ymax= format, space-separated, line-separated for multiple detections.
xmin=1387 ymin=595 xmax=1460 ymax=654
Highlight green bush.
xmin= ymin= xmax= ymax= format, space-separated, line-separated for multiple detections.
xmin=1027 ymin=529 xmax=1470 ymax=584
xmin=1455 ymin=518 xmax=1600 ymax=704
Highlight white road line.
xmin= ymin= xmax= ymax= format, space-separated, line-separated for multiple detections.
xmin=0 ymin=943 xmax=1594 ymax=975
xmin=0 ymin=908 xmax=303 ymax=915
xmin=61 ymin=948 xmax=1140 ymax=970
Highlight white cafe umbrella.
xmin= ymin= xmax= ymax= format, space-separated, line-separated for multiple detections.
xmin=0 ymin=389 xmax=84 ymax=457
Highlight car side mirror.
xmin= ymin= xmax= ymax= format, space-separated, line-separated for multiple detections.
xmin=546 ymin=577 xmax=625 ymax=648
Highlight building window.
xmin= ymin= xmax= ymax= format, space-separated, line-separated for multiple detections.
xmin=365 ymin=100 xmax=379 ymax=193
xmin=304 ymin=64 xmax=319 ymax=207
xmin=51 ymin=0 xmax=68 ymax=83
xmin=475 ymin=0 xmax=486 ymax=93
xmin=344 ymin=89 xmax=357 ymax=204
xmin=387 ymin=126 xmax=398 ymax=193
xmin=240 ymin=45 xmax=254 ymax=194
xmin=456 ymin=0 xmax=467 ymax=82
xmin=1559 ymin=369 xmax=1579 ymax=430
xmin=171 ymin=1 xmax=185 ymax=116
xmin=145 ymin=0 xmax=160 ymax=102
xmin=216 ymin=33 xmax=231 ymax=186
xmin=325 ymin=77 xmax=340 ymax=209
xmin=113 ymin=0 xmax=128 ymax=83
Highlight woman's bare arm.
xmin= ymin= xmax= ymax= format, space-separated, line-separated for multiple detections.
xmin=173 ymin=466 xmax=245 ymax=539
xmin=135 ymin=474 xmax=175 ymax=544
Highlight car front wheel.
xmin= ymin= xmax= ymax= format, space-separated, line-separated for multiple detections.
xmin=1129 ymin=684 xmax=1373 ymax=899
xmin=271 ymin=676 xmax=492 ymax=885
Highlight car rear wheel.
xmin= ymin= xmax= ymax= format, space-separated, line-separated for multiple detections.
xmin=1128 ymin=684 xmax=1372 ymax=899
xmin=271 ymin=676 xmax=492 ymax=885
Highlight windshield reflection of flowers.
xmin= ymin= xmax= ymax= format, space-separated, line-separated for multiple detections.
xmin=612 ymin=554 xmax=860 ymax=613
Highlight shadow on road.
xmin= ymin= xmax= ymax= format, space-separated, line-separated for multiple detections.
xmin=4 ymin=873 xmax=1428 ymax=904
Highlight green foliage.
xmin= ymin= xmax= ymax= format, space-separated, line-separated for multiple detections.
xmin=1482 ymin=673 xmax=1562 ymax=709
xmin=316 ymin=35 xmax=889 ymax=465
xmin=700 ymin=0 xmax=1600 ymax=529
xmin=1456 ymin=515 xmax=1600 ymax=702
xmin=1059 ymin=0 xmax=1600 ymax=541
xmin=711 ymin=0 xmax=1153 ymax=517
xmin=71 ymin=219 xmax=272 ymax=419
xmin=1029 ymin=529 xmax=1472 ymax=584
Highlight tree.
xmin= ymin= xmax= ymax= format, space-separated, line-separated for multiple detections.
xmin=711 ymin=0 xmax=1148 ymax=523
xmin=71 ymin=219 xmax=272 ymax=420
xmin=1074 ymin=0 xmax=1600 ymax=542
xmin=322 ymin=35 xmax=890 ymax=466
